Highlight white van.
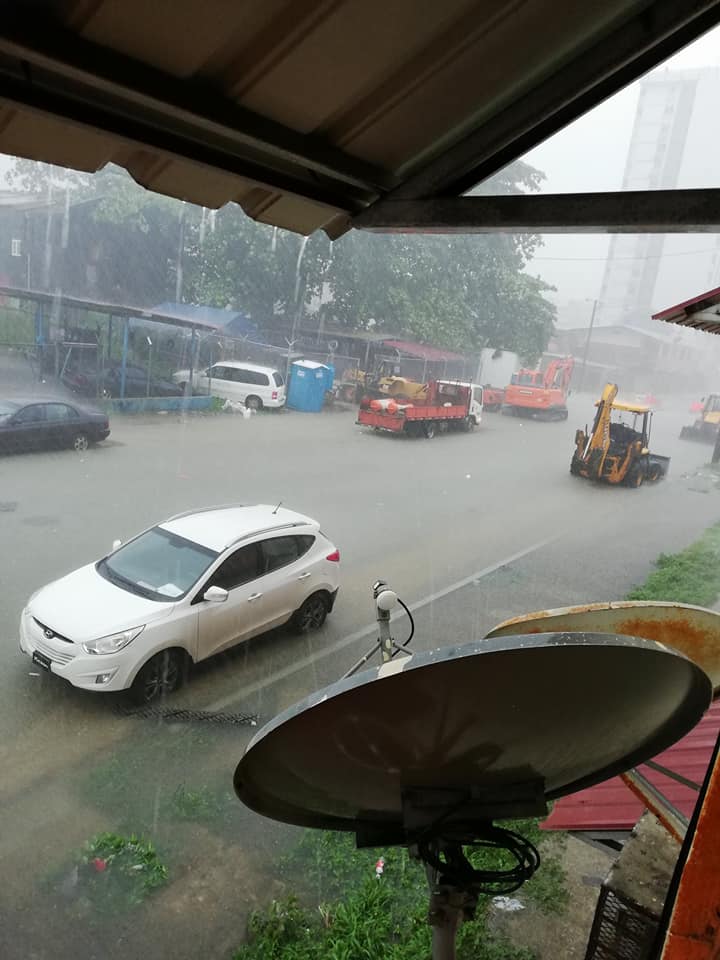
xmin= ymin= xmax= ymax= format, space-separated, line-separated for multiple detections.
xmin=173 ymin=361 xmax=286 ymax=410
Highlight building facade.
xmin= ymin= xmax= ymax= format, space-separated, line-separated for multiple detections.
xmin=597 ymin=68 xmax=720 ymax=330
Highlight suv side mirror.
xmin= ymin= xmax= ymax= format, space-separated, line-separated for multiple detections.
xmin=203 ymin=585 xmax=228 ymax=603
xmin=112 ymin=539 xmax=122 ymax=551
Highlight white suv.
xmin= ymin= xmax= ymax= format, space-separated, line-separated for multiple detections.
xmin=19 ymin=505 xmax=339 ymax=704
xmin=173 ymin=361 xmax=286 ymax=409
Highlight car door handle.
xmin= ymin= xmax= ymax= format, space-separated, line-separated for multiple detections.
xmin=297 ymin=572 xmax=312 ymax=580
xmin=248 ymin=593 xmax=263 ymax=602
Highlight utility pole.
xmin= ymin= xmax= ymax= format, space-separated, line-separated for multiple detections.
xmin=578 ymin=298 xmax=599 ymax=393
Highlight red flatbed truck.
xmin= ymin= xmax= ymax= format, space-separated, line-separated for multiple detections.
xmin=357 ymin=380 xmax=483 ymax=438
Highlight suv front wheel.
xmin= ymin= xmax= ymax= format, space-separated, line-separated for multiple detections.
xmin=129 ymin=649 xmax=185 ymax=705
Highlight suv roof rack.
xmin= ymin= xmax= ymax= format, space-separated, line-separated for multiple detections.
xmin=167 ymin=503 xmax=247 ymax=522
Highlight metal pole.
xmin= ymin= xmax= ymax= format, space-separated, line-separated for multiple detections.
xmin=146 ymin=337 xmax=153 ymax=397
xmin=187 ymin=326 xmax=197 ymax=398
xmin=578 ymin=299 xmax=598 ymax=392
xmin=175 ymin=202 xmax=186 ymax=302
xmin=119 ymin=319 xmax=129 ymax=400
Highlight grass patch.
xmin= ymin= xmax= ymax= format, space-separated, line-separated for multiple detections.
xmin=77 ymin=725 xmax=240 ymax=839
xmin=170 ymin=783 xmax=228 ymax=823
xmin=237 ymin=823 xmax=566 ymax=959
xmin=44 ymin=832 xmax=168 ymax=917
xmin=626 ymin=521 xmax=720 ymax=606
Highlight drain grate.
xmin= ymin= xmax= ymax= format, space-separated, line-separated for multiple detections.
xmin=115 ymin=704 xmax=258 ymax=726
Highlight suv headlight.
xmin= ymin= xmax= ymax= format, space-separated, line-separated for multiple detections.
xmin=83 ymin=626 xmax=145 ymax=655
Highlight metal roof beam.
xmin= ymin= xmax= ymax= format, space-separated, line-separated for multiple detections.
xmin=0 ymin=12 xmax=390 ymax=210
xmin=354 ymin=190 xmax=720 ymax=233
xmin=369 ymin=0 xmax=720 ymax=205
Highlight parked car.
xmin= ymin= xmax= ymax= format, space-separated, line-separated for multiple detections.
xmin=64 ymin=362 xmax=183 ymax=398
xmin=0 ymin=399 xmax=110 ymax=453
xmin=172 ymin=361 xmax=286 ymax=409
xmin=19 ymin=504 xmax=340 ymax=704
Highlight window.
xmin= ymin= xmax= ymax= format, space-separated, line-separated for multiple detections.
xmin=98 ymin=528 xmax=218 ymax=600
xmin=13 ymin=404 xmax=45 ymax=423
xmin=232 ymin=368 xmax=269 ymax=385
xmin=207 ymin=543 xmax=261 ymax=591
xmin=211 ymin=365 xmax=233 ymax=380
xmin=44 ymin=403 xmax=77 ymax=421
xmin=10 ymin=237 xmax=21 ymax=257
xmin=273 ymin=371 xmax=284 ymax=387
xmin=260 ymin=535 xmax=314 ymax=574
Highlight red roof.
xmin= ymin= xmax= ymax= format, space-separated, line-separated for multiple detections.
xmin=381 ymin=339 xmax=465 ymax=362
xmin=543 ymin=702 xmax=720 ymax=832
xmin=653 ymin=285 xmax=720 ymax=334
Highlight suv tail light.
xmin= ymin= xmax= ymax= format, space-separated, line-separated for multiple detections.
xmin=326 ymin=549 xmax=340 ymax=562
xmin=272 ymin=390 xmax=278 ymax=400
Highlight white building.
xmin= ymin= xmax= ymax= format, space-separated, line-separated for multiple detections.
xmin=597 ymin=68 xmax=720 ymax=330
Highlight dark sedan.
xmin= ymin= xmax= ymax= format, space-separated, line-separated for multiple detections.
xmin=0 ymin=400 xmax=110 ymax=453
xmin=63 ymin=363 xmax=182 ymax=399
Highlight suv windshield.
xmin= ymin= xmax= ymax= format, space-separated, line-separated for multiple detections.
xmin=97 ymin=528 xmax=218 ymax=600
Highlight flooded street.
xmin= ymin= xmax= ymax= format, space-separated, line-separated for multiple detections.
xmin=1 ymin=397 xmax=717 ymax=958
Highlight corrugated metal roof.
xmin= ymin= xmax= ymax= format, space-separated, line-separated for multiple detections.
xmin=543 ymin=702 xmax=720 ymax=833
xmin=653 ymin=286 xmax=720 ymax=335
xmin=0 ymin=283 xmax=218 ymax=330
xmin=0 ymin=1 xmax=717 ymax=236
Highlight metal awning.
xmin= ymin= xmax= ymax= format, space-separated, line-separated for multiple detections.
xmin=0 ymin=1 xmax=719 ymax=237
xmin=653 ymin=286 xmax=720 ymax=335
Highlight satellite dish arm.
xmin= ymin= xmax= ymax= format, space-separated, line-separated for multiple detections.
xmin=373 ymin=580 xmax=398 ymax=662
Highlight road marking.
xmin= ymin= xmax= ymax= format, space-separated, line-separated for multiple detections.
xmin=206 ymin=533 xmax=561 ymax=713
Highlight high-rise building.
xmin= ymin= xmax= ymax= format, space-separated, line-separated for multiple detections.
xmin=597 ymin=68 xmax=720 ymax=329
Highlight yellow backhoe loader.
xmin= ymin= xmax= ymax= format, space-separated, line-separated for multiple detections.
xmin=571 ymin=383 xmax=670 ymax=487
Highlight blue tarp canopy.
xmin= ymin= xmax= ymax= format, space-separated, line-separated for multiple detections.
xmin=151 ymin=302 xmax=257 ymax=338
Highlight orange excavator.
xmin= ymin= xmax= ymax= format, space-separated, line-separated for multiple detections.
xmin=503 ymin=356 xmax=574 ymax=420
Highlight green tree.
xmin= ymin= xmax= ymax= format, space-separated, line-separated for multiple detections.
xmin=321 ymin=162 xmax=555 ymax=363
xmin=7 ymin=157 xmax=556 ymax=361
xmin=183 ymin=206 xmax=329 ymax=323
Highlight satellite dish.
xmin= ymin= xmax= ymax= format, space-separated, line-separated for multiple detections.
xmin=235 ymin=632 xmax=710 ymax=839
xmin=486 ymin=601 xmax=720 ymax=695
xmin=236 ymin=628 xmax=709 ymax=960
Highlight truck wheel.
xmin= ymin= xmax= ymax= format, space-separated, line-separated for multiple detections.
xmin=462 ymin=416 xmax=475 ymax=432
xmin=424 ymin=422 xmax=435 ymax=439
xmin=626 ymin=465 xmax=644 ymax=488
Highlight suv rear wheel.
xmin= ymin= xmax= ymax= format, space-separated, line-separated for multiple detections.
xmin=292 ymin=593 xmax=329 ymax=633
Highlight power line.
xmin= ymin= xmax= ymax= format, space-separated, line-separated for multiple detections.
xmin=532 ymin=246 xmax=720 ymax=262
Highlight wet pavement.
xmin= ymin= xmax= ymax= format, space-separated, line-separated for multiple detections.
xmin=0 ymin=393 xmax=717 ymax=958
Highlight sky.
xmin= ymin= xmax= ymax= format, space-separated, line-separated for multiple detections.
xmin=520 ymin=24 xmax=720 ymax=315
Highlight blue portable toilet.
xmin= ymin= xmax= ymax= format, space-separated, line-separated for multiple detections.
xmin=288 ymin=360 xmax=334 ymax=412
